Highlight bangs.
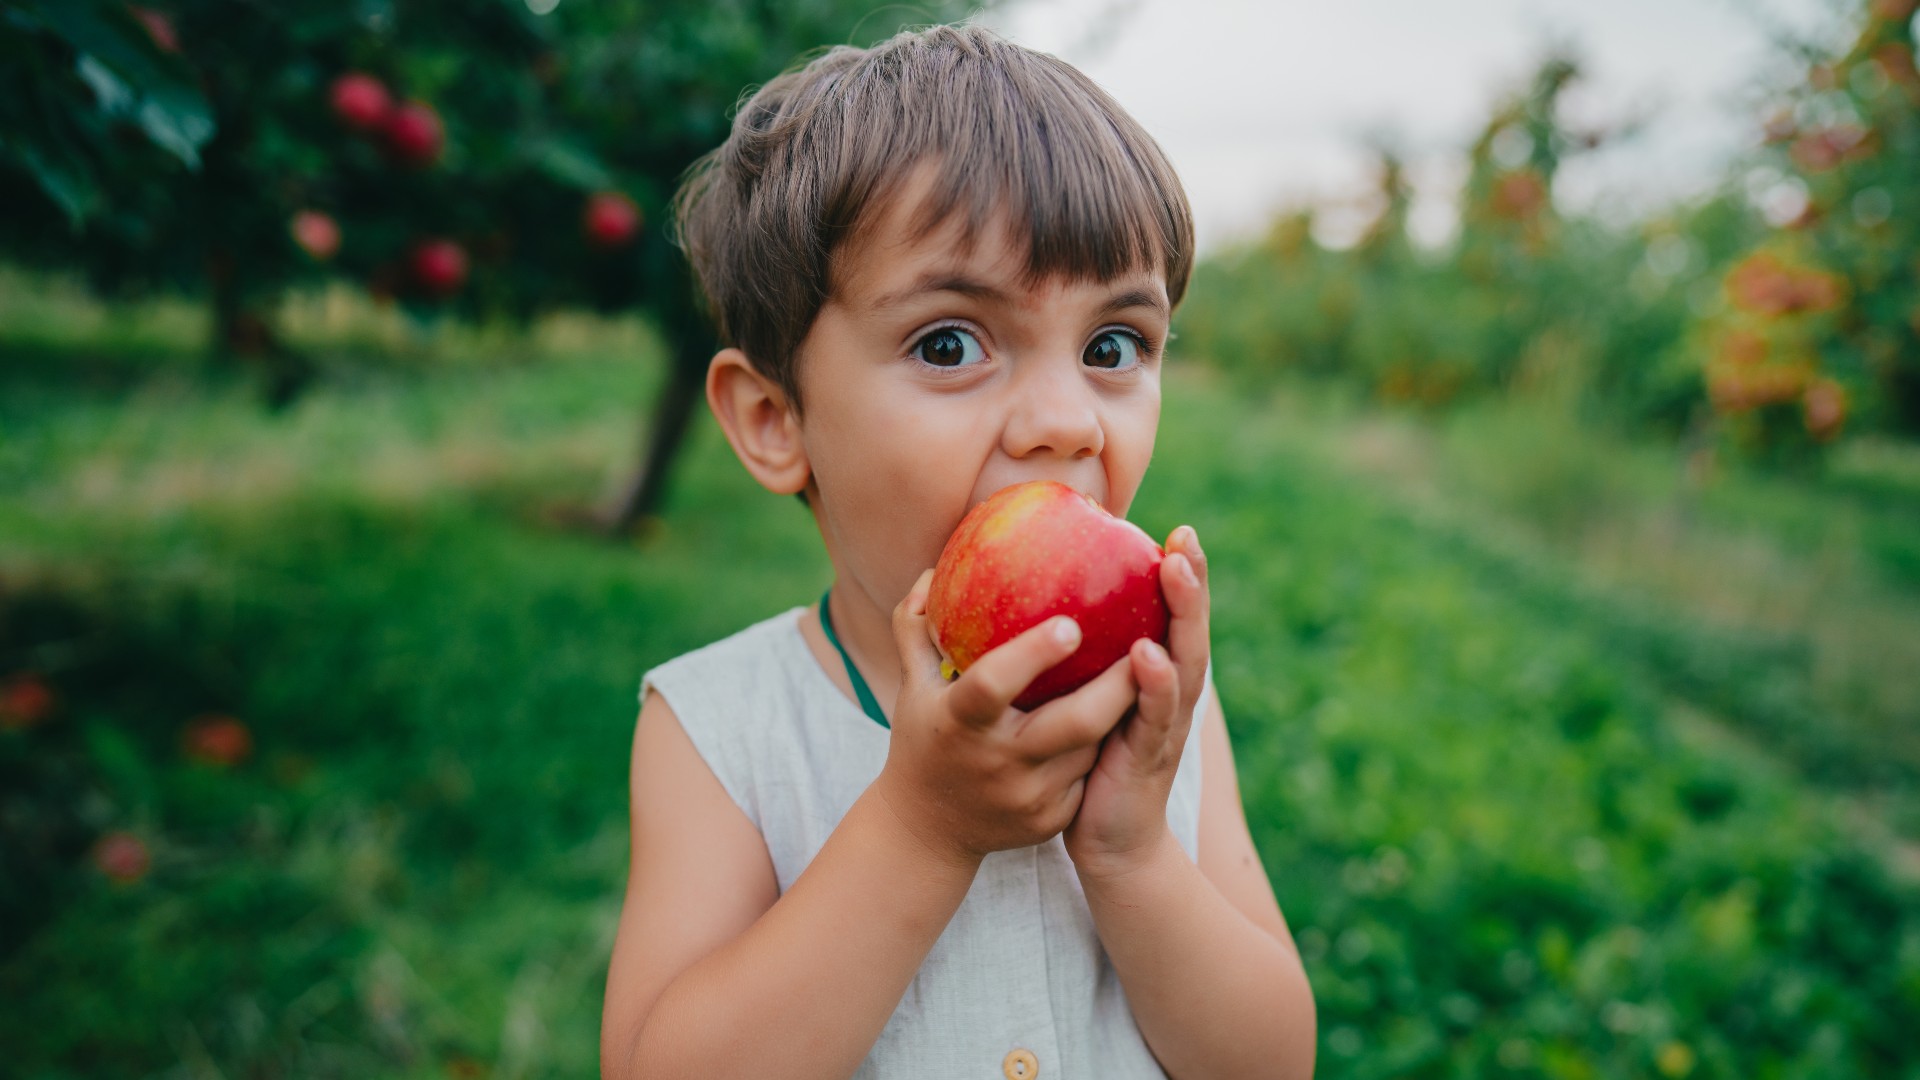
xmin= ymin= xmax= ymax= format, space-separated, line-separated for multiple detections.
xmin=822 ymin=31 xmax=1192 ymax=299
xmin=672 ymin=22 xmax=1194 ymax=405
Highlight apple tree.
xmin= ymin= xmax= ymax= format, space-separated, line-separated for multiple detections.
xmin=0 ymin=0 xmax=986 ymax=528
xmin=1698 ymin=0 xmax=1920 ymax=461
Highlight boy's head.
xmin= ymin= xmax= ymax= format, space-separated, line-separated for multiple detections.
xmin=673 ymin=22 xmax=1193 ymax=410
xmin=674 ymin=22 xmax=1194 ymax=610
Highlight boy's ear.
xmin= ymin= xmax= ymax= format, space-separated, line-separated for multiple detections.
xmin=706 ymin=347 xmax=811 ymax=497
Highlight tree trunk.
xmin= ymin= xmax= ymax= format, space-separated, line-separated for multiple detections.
xmin=208 ymin=251 xmax=315 ymax=411
xmin=603 ymin=326 xmax=711 ymax=535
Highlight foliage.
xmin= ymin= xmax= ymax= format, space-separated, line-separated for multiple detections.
xmin=1173 ymin=55 xmax=1757 ymax=437
xmin=1177 ymin=0 xmax=1920 ymax=466
xmin=1696 ymin=0 xmax=1920 ymax=459
xmin=0 ymin=1 xmax=214 ymax=224
xmin=0 ymin=0 xmax=983 ymax=385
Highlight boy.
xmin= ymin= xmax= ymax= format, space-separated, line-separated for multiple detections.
xmin=601 ymin=22 xmax=1316 ymax=1080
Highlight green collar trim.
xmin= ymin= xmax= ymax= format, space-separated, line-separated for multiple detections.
xmin=819 ymin=588 xmax=889 ymax=730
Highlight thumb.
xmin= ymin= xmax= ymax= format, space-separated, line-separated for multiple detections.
xmin=890 ymin=569 xmax=942 ymax=692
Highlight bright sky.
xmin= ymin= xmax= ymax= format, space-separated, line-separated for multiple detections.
xmin=981 ymin=0 xmax=1843 ymax=252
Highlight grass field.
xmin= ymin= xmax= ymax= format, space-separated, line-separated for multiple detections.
xmin=3 ymin=285 xmax=1919 ymax=1079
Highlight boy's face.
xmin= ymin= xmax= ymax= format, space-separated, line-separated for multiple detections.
xmin=794 ymin=163 xmax=1171 ymax=609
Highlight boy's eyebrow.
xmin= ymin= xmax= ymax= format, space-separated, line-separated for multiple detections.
xmin=869 ymin=272 xmax=1169 ymax=319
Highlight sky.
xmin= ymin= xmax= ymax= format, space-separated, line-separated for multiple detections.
xmin=980 ymin=0 xmax=1845 ymax=253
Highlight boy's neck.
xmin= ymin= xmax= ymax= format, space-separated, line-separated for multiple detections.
xmin=804 ymin=577 xmax=903 ymax=723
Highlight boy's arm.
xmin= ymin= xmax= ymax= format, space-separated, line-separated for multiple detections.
xmin=1077 ymin=685 xmax=1317 ymax=1080
xmin=601 ymin=690 xmax=981 ymax=1080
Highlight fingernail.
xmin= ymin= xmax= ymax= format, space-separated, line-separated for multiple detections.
xmin=1054 ymin=617 xmax=1081 ymax=647
xmin=1186 ymin=526 xmax=1203 ymax=558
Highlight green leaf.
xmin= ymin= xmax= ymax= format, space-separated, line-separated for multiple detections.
xmin=0 ymin=72 xmax=105 ymax=228
xmin=9 ymin=137 xmax=101 ymax=226
xmin=74 ymin=53 xmax=134 ymax=113
xmin=73 ymin=51 xmax=211 ymax=169
xmin=25 ymin=0 xmax=213 ymax=168
xmin=519 ymin=132 xmax=616 ymax=191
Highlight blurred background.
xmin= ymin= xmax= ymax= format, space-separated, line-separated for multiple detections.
xmin=3 ymin=0 xmax=1917 ymax=1077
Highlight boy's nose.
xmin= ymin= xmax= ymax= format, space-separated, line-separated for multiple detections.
xmin=1001 ymin=360 xmax=1104 ymax=462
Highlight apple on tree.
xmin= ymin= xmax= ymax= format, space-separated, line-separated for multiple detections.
xmin=289 ymin=210 xmax=340 ymax=261
xmin=407 ymin=239 xmax=468 ymax=298
xmin=127 ymin=6 xmax=179 ymax=54
xmin=329 ymin=72 xmax=391 ymax=132
xmin=927 ymin=479 xmax=1169 ymax=711
xmin=381 ymin=101 xmax=444 ymax=167
xmin=92 ymin=830 xmax=150 ymax=885
xmin=182 ymin=714 xmax=253 ymax=768
xmin=583 ymin=191 xmax=642 ymax=249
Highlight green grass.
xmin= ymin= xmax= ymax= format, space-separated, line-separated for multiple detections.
xmin=1242 ymin=381 xmax=1920 ymax=817
xmin=3 ymin=295 xmax=1919 ymax=1079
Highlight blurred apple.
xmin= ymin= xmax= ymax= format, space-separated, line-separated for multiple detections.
xmin=408 ymin=239 xmax=468 ymax=297
xmin=330 ymin=72 xmax=392 ymax=132
xmin=381 ymin=101 xmax=444 ymax=167
xmin=92 ymin=831 xmax=150 ymax=884
xmin=182 ymin=713 xmax=254 ymax=767
xmin=927 ymin=480 xmax=1169 ymax=711
xmin=127 ymin=6 xmax=179 ymax=53
xmin=583 ymin=191 xmax=642 ymax=248
xmin=290 ymin=210 xmax=340 ymax=261
xmin=0 ymin=671 xmax=55 ymax=731
xmin=1804 ymin=379 xmax=1848 ymax=441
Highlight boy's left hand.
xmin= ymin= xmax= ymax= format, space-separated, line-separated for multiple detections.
xmin=1063 ymin=524 xmax=1209 ymax=882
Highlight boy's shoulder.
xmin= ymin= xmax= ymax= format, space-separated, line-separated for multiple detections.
xmin=643 ymin=604 xmax=810 ymax=695
xmin=637 ymin=603 xmax=858 ymax=834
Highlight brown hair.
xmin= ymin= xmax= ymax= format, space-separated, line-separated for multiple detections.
xmin=670 ymin=22 xmax=1195 ymax=409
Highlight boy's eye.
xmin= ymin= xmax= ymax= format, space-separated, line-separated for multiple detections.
xmin=913 ymin=327 xmax=986 ymax=368
xmin=1084 ymin=330 xmax=1143 ymax=370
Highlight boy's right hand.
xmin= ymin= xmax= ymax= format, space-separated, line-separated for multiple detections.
xmin=870 ymin=568 xmax=1139 ymax=868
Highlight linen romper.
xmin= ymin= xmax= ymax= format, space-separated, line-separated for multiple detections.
xmin=640 ymin=605 xmax=1210 ymax=1080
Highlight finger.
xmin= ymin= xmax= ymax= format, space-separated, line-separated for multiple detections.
xmin=889 ymin=570 xmax=942 ymax=691
xmin=1127 ymin=638 xmax=1186 ymax=767
xmin=1012 ymin=651 xmax=1138 ymax=761
xmin=1160 ymin=549 xmax=1211 ymax=700
xmin=1169 ymin=524 xmax=1209 ymax=592
xmin=946 ymin=615 xmax=1084 ymax=727
xmin=1053 ymin=774 xmax=1088 ymax=824
xmin=1044 ymin=738 xmax=1102 ymax=791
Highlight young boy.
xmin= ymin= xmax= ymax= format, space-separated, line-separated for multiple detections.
xmin=601 ymin=23 xmax=1316 ymax=1080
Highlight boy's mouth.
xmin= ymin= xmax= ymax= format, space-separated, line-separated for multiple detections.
xmin=971 ymin=473 xmax=1108 ymax=517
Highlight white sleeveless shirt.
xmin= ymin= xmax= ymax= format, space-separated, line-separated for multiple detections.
xmin=640 ymin=605 xmax=1209 ymax=1080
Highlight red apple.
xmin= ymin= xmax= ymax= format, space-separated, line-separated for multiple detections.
xmin=381 ymin=101 xmax=443 ymax=167
xmin=0 ymin=671 xmax=55 ymax=731
xmin=290 ymin=210 xmax=340 ymax=261
xmin=92 ymin=830 xmax=150 ymax=884
xmin=408 ymin=239 xmax=468 ymax=297
xmin=927 ymin=480 xmax=1169 ymax=711
xmin=330 ymin=72 xmax=392 ymax=132
xmin=582 ymin=191 xmax=642 ymax=248
xmin=182 ymin=713 xmax=253 ymax=767
xmin=128 ymin=6 xmax=179 ymax=54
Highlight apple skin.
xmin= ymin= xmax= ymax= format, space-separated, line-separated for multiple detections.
xmin=330 ymin=73 xmax=391 ymax=132
xmin=407 ymin=239 xmax=468 ymax=298
xmin=290 ymin=210 xmax=340 ymax=261
xmin=128 ymin=7 xmax=179 ymax=53
xmin=381 ymin=102 xmax=444 ymax=167
xmin=583 ymin=191 xmax=642 ymax=248
xmin=927 ymin=480 xmax=1169 ymax=711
